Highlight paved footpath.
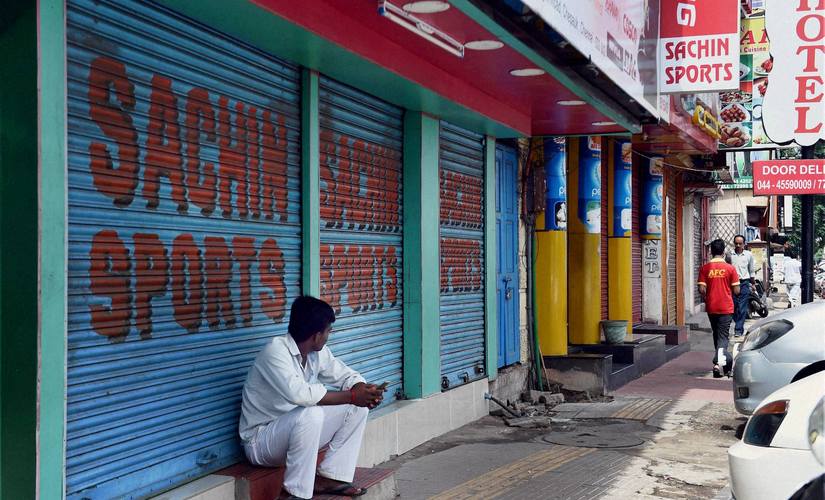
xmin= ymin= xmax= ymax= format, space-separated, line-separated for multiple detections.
xmin=383 ymin=329 xmax=744 ymax=499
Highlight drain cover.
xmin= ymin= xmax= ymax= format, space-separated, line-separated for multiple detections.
xmin=540 ymin=419 xmax=648 ymax=448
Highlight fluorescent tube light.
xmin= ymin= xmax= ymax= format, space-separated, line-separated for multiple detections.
xmin=379 ymin=1 xmax=464 ymax=58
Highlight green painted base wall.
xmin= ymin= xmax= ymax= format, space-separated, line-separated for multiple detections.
xmin=0 ymin=5 xmax=38 ymax=499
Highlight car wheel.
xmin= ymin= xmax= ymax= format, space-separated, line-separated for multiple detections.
xmin=791 ymin=361 xmax=825 ymax=383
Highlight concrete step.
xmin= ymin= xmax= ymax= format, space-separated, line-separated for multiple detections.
xmin=607 ymin=362 xmax=640 ymax=391
xmin=634 ymin=324 xmax=690 ymax=345
xmin=665 ymin=341 xmax=691 ymax=361
xmin=544 ymin=352 xmax=613 ymax=395
xmin=219 ymin=456 xmax=396 ymax=500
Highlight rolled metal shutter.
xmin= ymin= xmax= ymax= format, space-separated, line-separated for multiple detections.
xmin=667 ymin=174 xmax=678 ymax=325
xmin=632 ymin=160 xmax=642 ymax=324
xmin=439 ymin=122 xmax=486 ymax=389
xmin=600 ymin=152 xmax=609 ymax=320
xmin=694 ymin=196 xmax=703 ymax=308
xmin=318 ymin=76 xmax=404 ymax=402
xmin=66 ymin=0 xmax=302 ymax=498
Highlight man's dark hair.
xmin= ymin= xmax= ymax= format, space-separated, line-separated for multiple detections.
xmin=288 ymin=296 xmax=335 ymax=342
xmin=710 ymin=239 xmax=726 ymax=257
xmin=733 ymin=234 xmax=746 ymax=243
xmin=786 ymin=249 xmax=797 ymax=259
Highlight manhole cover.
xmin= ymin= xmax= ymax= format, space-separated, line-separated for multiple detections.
xmin=539 ymin=419 xmax=649 ymax=448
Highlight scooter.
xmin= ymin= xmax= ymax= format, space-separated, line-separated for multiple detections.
xmin=748 ymin=279 xmax=770 ymax=318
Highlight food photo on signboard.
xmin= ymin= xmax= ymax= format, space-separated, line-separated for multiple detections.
xmin=718 ymin=6 xmax=778 ymax=150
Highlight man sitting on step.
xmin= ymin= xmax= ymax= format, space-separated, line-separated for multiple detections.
xmin=239 ymin=296 xmax=385 ymax=499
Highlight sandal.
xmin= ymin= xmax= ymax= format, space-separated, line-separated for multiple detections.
xmin=314 ymin=481 xmax=368 ymax=497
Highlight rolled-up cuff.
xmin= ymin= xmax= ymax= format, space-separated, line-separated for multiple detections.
xmin=341 ymin=375 xmax=366 ymax=391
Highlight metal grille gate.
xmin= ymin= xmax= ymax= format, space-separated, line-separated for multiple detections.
xmin=66 ymin=0 xmax=302 ymax=497
xmin=693 ymin=197 xmax=704 ymax=307
xmin=318 ymin=76 xmax=404 ymax=402
xmin=709 ymin=213 xmax=742 ymax=245
xmin=666 ymin=175 xmax=678 ymax=325
xmin=439 ymin=122 xmax=486 ymax=389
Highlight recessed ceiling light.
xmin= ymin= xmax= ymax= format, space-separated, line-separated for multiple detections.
xmin=465 ymin=40 xmax=504 ymax=51
xmin=403 ymin=1 xmax=450 ymax=14
xmin=509 ymin=68 xmax=545 ymax=77
xmin=557 ymin=100 xmax=586 ymax=106
xmin=592 ymin=121 xmax=617 ymax=126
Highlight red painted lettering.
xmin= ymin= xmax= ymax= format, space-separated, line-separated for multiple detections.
xmin=261 ymin=110 xmax=289 ymax=221
xmin=204 ymin=236 xmax=234 ymax=328
xmin=89 ymin=230 xmax=132 ymax=338
xmin=171 ymin=233 xmax=204 ymax=332
xmin=796 ymin=106 xmax=823 ymax=133
xmin=233 ymin=236 xmax=257 ymax=326
xmin=133 ymin=233 xmax=168 ymax=338
xmin=218 ymin=97 xmax=249 ymax=218
xmin=88 ymin=57 xmax=139 ymax=207
xmin=259 ymin=238 xmax=286 ymax=321
xmin=144 ymin=75 xmax=186 ymax=212
xmin=797 ymin=45 xmax=825 ymax=72
xmin=184 ymin=87 xmax=218 ymax=215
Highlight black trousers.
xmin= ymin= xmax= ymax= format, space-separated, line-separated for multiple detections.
xmin=708 ymin=313 xmax=733 ymax=370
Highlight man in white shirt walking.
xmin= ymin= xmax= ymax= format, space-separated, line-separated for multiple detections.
xmin=728 ymin=235 xmax=755 ymax=336
xmin=784 ymin=250 xmax=803 ymax=308
xmin=239 ymin=296 xmax=385 ymax=499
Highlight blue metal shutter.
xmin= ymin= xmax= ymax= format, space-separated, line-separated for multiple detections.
xmin=439 ymin=122 xmax=486 ymax=389
xmin=318 ymin=76 xmax=404 ymax=403
xmin=66 ymin=0 xmax=302 ymax=497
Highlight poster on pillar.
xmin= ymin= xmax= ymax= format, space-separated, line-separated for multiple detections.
xmin=544 ymin=138 xmax=567 ymax=231
xmin=641 ymin=157 xmax=664 ymax=238
xmin=578 ymin=137 xmax=602 ymax=234
xmin=613 ymin=141 xmax=633 ymax=237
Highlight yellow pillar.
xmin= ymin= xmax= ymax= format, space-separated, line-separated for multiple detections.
xmin=608 ymin=140 xmax=633 ymax=337
xmin=535 ymin=138 xmax=568 ymax=355
xmin=568 ymin=137 xmax=601 ymax=345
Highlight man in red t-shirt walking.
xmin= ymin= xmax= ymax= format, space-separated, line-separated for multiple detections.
xmin=698 ymin=239 xmax=741 ymax=377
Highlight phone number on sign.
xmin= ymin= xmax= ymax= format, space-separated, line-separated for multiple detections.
xmin=755 ymin=178 xmax=825 ymax=193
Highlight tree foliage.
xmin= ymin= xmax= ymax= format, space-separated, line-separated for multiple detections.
xmin=787 ymin=196 xmax=825 ymax=261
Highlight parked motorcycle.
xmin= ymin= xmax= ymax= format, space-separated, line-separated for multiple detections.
xmin=748 ymin=279 xmax=770 ymax=318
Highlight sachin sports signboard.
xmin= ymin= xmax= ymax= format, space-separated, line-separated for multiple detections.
xmin=659 ymin=0 xmax=740 ymax=93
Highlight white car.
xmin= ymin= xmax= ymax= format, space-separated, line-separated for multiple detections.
xmin=728 ymin=371 xmax=825 ymax=500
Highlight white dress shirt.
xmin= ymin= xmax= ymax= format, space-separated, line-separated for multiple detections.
xmin=239 ymin=334 xmax=365 ymax=443
xmin=729 ymin=249 xmax=755 ymax=282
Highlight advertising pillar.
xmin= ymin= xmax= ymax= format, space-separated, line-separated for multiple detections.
xmin=568 ymin=137 xmax=602 ymax=345
xmin=536 ymin=138 xmax=568 ymax=355
xmin=641 ymin=157 xmax=664 ymax=324
xmin=609 ymin=140 xmax=633 ymax=335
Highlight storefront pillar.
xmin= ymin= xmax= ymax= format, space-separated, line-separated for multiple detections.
xmin=484 ymin=136 xmax=498 ymax=380
xmin=535 ymin=138 xmax=568 ymax=355
xmin=302 ymin=69 xmax=320 ymax=297
xmin=1 ymin=1 xmax=66 ymax=497
xmin=568 ymin=137 xmax=602 ymax=345
xmin=608 ymin=140 xmax=633 ymax=335
xmin=402 ymin=112 xmax=441 ymax=398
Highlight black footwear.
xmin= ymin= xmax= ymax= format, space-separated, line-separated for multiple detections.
xmin=713 ymin=365 xmax=723 ymax=378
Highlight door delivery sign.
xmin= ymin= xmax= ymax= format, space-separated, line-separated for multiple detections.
xmin=753 ymin=159 xmax=825 ymax=195
xmin=659 ymin=0 xmax=740 ymax=93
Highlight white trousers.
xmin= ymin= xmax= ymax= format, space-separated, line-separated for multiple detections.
xmin=788 ymin=282 xmax=801 ymax=307
xmin=243 ymin=405 xmax=368 ymax=499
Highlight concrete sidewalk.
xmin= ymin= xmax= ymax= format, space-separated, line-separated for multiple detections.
xmin=382 ymin=329 xmax=743 ymax=499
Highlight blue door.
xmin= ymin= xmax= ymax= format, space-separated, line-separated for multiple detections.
xmin=496 ymin=144 xmax=519 ymax=367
